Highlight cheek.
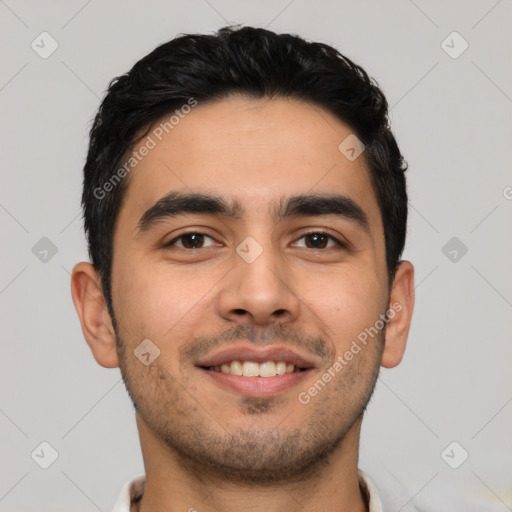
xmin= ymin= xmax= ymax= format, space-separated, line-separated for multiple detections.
xmin=303 ymin=265 xmax=384 ymax=345
xmin=113 ymin=258 xmax=220 ymax=338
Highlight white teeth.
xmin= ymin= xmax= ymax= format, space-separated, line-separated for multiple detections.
xmin=276 ymin=361 xmax=287 ymax=375
xmin=242 ymin=361 xmax=260 ymax=377
xmin=259 ymin=361 xmax=276 ymax=377
xmin=209 ymin=360 xmax=301 ymax=377
xmin=230 ymin=360 xmax=243 ymax=375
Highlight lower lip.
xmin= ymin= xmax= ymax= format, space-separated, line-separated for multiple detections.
xmin=199 ymin=368 xmax=312 ymax=398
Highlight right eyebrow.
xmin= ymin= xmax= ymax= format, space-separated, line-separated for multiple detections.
xmin=135 ymin=191 xmax=244 ymax=235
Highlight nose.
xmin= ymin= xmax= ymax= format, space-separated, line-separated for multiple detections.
xmin=216 ymin=237 xmax=302 ymax=327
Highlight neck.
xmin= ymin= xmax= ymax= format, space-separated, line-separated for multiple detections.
xmin=133 ymin=413 xmax=368 ymax=512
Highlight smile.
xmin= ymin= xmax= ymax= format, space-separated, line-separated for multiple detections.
xmin=204 ymin=360 xmax=306 ymax=377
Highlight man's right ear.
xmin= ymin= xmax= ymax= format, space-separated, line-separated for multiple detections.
xmin=70 ymin=262 xmax=119 ymax=368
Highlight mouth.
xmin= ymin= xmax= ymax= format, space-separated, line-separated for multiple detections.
xmin=202 ymin=360 xmax=307 ymax=376
xmin=195 ymin=346 xmax=317 ymax=397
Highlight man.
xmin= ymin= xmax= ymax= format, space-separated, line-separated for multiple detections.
xmin=71 ymin=25 xmax=414 ymax=511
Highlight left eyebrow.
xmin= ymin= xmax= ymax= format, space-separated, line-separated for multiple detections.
xmin=274 ymin=192 xmax=370 ymax=233
xmin=135 ymin=190 xmax=370 ymax=236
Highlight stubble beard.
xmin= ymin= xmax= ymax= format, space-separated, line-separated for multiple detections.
xmin=115 ymin=328 xmax=384 ymax=486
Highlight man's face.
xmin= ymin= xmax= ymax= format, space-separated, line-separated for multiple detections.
xmin=109 ymin=95 xmax=392 ymax=482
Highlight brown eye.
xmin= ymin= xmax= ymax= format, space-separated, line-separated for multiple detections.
xmin=295 ymin=232 xmax=345 ymax=250
xmin=165 ymin=232 xmax=217 ymax=249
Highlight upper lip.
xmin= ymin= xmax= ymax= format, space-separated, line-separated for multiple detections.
xmin=195 ymin=344 xmax=318 ymax=369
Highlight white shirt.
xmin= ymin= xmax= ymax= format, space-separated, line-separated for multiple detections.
xmin=111 ymin=469 xmax=383 ymax=511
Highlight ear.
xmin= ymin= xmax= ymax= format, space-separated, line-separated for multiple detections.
xmin=381 ymin=260 xmax=415 ymax=368
xmin=70 ymin=262 xmax=119 ymax=368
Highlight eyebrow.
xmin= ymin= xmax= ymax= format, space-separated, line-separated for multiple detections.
xmin=135 ymin=190 xmax=370 ymax=235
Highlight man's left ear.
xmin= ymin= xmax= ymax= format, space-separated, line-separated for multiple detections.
xmin=381 ymin=260 xmax=415 ymax=368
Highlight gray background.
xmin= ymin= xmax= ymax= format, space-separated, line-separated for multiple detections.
xmin=1 ymin=0 xmax=511 ymax=510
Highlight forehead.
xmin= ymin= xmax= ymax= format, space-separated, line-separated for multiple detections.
xmin=116 ymin=95 xmax=382 ymax=233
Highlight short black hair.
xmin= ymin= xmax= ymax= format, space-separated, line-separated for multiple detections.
xmin=82 ymin=24 xmax=408 ymax=319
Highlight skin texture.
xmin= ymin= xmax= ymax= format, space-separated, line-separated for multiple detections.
xmin=71 ymin=95 xmax=415 ymax=512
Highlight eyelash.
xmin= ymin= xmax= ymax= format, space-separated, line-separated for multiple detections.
xmin=164 ymin=230 xmax=347 ymax=250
